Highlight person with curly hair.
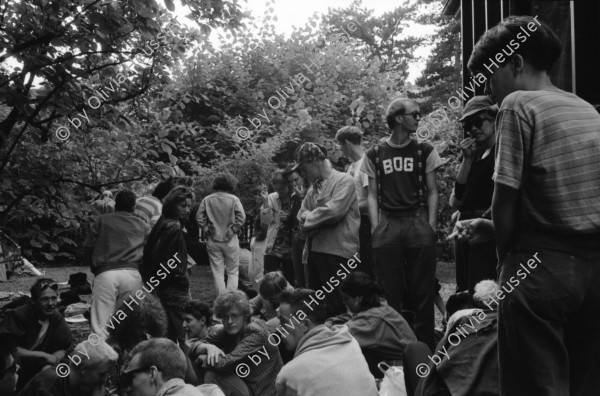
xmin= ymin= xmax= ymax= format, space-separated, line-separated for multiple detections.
xmin=196 ymin=173 xmax=246 ymax=296
xmin=190 ymin=290 xmax=282 ymax=396
xmin=142 ymin=186 xmax=194 ymax=345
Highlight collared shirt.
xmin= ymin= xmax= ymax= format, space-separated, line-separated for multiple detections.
xmin=298 ymin=169 xmax=360 ymax=259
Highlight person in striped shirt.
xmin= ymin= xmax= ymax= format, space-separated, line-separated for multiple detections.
xmin=134 ymin=179 xmax=177 ymax=227
xmin=469 ymin=15 xmax=600 ymax=396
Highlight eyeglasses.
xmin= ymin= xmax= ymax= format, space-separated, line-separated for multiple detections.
xmin=218 ymin=313 xmax=243 ymax=322
xmin=120 ymin=366 xmax=152 ymax=387
xmin=397 ymin=110 xmax=421 ymax=119
xmin=463 ymin=115 xmax=489 ymax=131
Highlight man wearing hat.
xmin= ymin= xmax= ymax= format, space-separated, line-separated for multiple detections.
xmin=361 ymin=98 xmax=442 ymax=349
xmin=295 ymin=142 xmax=360 ymax=316
xmin=450 ymin=96 xmax=498 ymax=293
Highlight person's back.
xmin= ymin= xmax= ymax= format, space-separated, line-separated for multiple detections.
xmin=86 ymin=211 xmax=149 ymax=275
xmin=134 ymin=195 xmax=162 ymax=227
xmin=277 ymin=324 xmax=378 ymax=396
xmin=198 ymin=191 xmax=245 ymax=242
xmin=495 ymin=87 xmax=600 ymax=233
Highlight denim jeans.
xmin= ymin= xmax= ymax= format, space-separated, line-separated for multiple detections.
xmin=498 ymin=230 xmax=600 ymax=396
xmin=372 ymin=210 xmax=436 ymax=349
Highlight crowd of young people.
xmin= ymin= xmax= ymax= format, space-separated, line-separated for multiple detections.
xmin=1 ymin=14 xmax=600 ymax=396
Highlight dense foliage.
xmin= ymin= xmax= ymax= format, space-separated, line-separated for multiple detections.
xmin=0 ymin=0 xmax=461 ymax=264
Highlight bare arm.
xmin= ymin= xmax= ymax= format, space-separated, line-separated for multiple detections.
xmin=425 ymin=170 xmax=439 ymax=231
xmin=367 ymin=177 xmax=378 ymax=232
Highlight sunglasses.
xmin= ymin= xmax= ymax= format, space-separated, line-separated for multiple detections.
xmin=120 ymin=366 xmax=152 ymax=387
xmin=463 ymin=115 xmax=489 ymax=131
xmin=397 ymin=110 xmax=421 ymax=119
xmin=38 ymin=280 xmax=58 ymax=291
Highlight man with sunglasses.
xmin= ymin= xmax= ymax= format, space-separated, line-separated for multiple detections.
xmin=450 ymin=96 xmax=498 ymax=293
xmin=361 ymin=98 xmax=442 ymax=350
xmin=0 ymin=278 xmax=73 ymax=391
xmin=17 ymin=338 xmax=117 ymax=396
xmin=123 ymin=338 xmax=224 ymax=396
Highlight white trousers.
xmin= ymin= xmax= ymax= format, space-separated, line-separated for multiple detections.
xmin=206 ymin=236 xmax=239 ymax=295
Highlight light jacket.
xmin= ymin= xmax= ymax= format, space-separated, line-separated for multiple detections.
xmin=197 ymin=192 xmax=245 ymax=243
xmin=276 ymin=324 xmax=378 ymax=396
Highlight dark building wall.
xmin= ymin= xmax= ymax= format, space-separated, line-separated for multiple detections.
xmin=443 ymin=0 xmax=600 ymax=106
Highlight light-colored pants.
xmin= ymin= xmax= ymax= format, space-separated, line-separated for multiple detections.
xmin=206 ymin=236 xmax=239 ymax=295
xmin=249 ymin=237 xmax=266 ymax=291
xmin=91 ymin=268 xmax=142 ymax=336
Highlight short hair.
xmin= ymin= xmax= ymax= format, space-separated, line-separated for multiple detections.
xmin=212 ymin=172 xmax=238 ymax=193
xmin=473 ymin=280 xmax=500 ymax=310
xmin=30 ymin=278 xmax=58 ymax=300
xmin=115 ymin=190 xmax=137 ymax=212
xmin=129 ymin=338 xmax=186 ymax=381
xmin=162 ymin=186 xmax=193 ymax=218
xmin=468 ymin=15 xmax=561 ymax=75
xmin=340 ymin=271 xmax=382 ymax=310
xmin=386 ymin=98 xmax=416 ymax=129
xmin=0 ymin=335 xmax=16 ymax=376
xmin=152 ymin=180 xmax=176 ymax=200
xmin=335 ymin=126 xmax=363 ymax=145
xmin=213 ymin=290 xmax=252 ymax=321
xmin=72 ymin=338 xmax=118 ymax=369
xmin=278 ymin=289 xmax=328 ymax=325
xmin=259 ymin=272 xmax=288 ymax=302
xmin=107 ymin=294 xmax=168 ymax=352
xmin=182 ymin=300 xmax=213 ymax=326
xmin=271 ymin=170 xmax=287 ymax=187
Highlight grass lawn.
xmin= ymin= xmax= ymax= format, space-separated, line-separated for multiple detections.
xmin=1 ymin=261 xmax=456 ymax=342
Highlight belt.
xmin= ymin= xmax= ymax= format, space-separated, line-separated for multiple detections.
xmin=381 ymin=208 xmax=424 ymax=218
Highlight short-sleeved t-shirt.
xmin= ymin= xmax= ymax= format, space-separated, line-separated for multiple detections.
xmin=347 ymin=156 xmax=369 ymax=212
xmin=362 ymin=138 xmax=442 ymax=212
xmin=494 ymin=87 xmax=600 ymax=233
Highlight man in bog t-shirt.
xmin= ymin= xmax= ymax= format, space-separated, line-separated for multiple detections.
xmin=361 ymin=98 xmax=442 ymax=349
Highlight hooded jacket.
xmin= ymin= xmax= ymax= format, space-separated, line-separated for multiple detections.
xmin=326 ymin=298 xmax=417 ymax=362
xmin=276 ymin=324 xmax=378 ymax=396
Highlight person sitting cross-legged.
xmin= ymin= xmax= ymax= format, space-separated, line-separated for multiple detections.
xmin=0 ymin=278 xmax=73 ymax=391
xmin=190 ymin=290 xmax=282 ymax=396
xmin=123 ymin=338 xmax=224 ymax=396
xmin=276 ymin=289 xmax=379 ymax=396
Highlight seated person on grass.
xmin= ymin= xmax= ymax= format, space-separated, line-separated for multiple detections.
xmin=106 ymin=293 xmax=199 ymax=388
xmin=0 ymin=335 xmax=19 ymax=396
xmin=0 ymin=278 xmax=73 ymax=391
xmin=403 ymin=280 xmax=500 ymax=396
xmin=326 ymin=271 xmax=417 ymax=378
xmin=190 ymin=290 xmax=282 ymax=396
xmin=249 ymin=271 xmax=293 ymax=333
xmin=123 ymin=338 xmax=224 ymax=396
xmin=17 ymin=338 xmax=117 ymax=396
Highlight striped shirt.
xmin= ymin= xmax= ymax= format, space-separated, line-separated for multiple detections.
xmin=134 ymin=195 xmax=162 ymax=227
xmin=494 ymin=87 xmax=600 ymax=233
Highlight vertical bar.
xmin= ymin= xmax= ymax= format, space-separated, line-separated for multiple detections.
xmin=570 ymin=0 xmax=576 ymax=94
